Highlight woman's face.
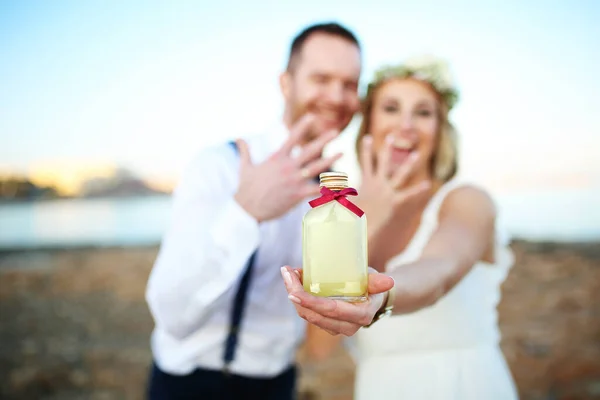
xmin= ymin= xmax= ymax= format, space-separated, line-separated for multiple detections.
xmin=368 ymin=77 xmax=440 ymax=179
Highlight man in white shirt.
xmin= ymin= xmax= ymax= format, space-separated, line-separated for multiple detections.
xmin=145 ymin=22 xmax=394 ymax=400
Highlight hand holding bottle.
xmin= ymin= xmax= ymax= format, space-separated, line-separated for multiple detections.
xmin=280 ymin=265 xmax=394 ymax=336
xmin=234 ymin=113 xmax=342 ymax=222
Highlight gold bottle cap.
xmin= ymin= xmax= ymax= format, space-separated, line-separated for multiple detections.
xmin=319 ymin=172 xmax=349 ymax=190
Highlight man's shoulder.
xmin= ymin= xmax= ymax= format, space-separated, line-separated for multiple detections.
xmin=182 ymin=131 xmax=275 ymax=176
xmin=190 ymin=131 xmax=278 ymax=166
xmin=190 ymin=140 xmax=239 ymax=161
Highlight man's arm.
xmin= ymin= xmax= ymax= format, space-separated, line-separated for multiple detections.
xmin=146 ymin=145 xmax=260 ymax=340
xmin=148 ymin=115 xmax=343 ymax=340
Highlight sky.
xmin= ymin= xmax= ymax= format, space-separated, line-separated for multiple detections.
xmin=1 ymin=0 xmax=599 ymax=193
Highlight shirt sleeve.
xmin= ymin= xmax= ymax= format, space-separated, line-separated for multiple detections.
xmin=145 ymin=144 xmax=260 ymax=340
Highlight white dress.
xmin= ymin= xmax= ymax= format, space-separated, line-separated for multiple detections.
xmin=348 ymin=179 xmax=519 ymax=400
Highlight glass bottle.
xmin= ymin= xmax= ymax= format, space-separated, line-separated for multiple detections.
xmin=302 ymin=172 xmax=368 ymax=302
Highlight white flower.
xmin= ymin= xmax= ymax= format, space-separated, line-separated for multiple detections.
xmin=403 ymin=54 xmax=440 ymax=70
xmin=404 ymin=54 xmax=455 ymax=91
xmin=370 ymin=54 xmax=459 ymax=109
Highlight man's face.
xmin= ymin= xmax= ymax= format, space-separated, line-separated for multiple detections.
xmin=281 ymin=33 xmax=361 ymax=142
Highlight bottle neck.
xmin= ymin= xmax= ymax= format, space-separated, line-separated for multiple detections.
xmin=322 ymin=185 xmax=347 ymax=192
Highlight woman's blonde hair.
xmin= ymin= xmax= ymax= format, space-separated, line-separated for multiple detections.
xmin=355 ymin=57 xmax=460 ymax=182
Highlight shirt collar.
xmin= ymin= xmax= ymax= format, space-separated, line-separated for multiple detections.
xmin=263 ymin=119 xmax=290 ymax=152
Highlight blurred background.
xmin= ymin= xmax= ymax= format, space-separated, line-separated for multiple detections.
xmin=1 ymin=1 xmax=598 ymax=399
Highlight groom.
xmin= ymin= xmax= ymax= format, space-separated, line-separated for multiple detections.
xmin=145 ymin=21 xmax=398 ymax=400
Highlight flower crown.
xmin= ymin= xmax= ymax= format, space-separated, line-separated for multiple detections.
xmin=368 ymin=55 xmax=460 ymax=110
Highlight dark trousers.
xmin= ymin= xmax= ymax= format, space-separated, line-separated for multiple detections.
xmin=147 ymin=362 xmax=297 ymax=400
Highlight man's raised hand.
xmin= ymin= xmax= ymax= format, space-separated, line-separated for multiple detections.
xmin=234 ymin=113 xmax=342 ymax=222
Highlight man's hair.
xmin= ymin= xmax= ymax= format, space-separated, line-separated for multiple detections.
xmin=286 ymin=22 xmax=361 ymax=71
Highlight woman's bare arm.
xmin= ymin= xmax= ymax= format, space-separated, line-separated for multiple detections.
xmin=303 ymin=323 xmax=344 ymax=360
xmin=389 ymin=185 xmax=496 ymax=314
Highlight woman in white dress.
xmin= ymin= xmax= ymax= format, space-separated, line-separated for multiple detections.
xmin=284 ymin=56 xmax=519 ymax=399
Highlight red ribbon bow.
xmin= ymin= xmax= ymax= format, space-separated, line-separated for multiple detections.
xmin=308 ymin=187 xmax=364 ymax=217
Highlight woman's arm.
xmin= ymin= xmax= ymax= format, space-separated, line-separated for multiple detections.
xmin=278 ymin=185 xmax=496 ymax=337
xmin=388 ymin=185 xmax=497 ymax=314
xmin=304 ymin=323 xmax=344 ymax=361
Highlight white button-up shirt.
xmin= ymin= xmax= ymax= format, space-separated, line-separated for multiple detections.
xmin=146 ymin=122 xmax=309 ymax=378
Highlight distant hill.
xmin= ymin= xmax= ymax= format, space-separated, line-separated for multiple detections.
xmin=81 ymin=178 xmax=167 ymax=198
xmin=0 ymin=167 xmax=169 ymax=201
xmin=80 ymin=167 xmax=169 ymax=198
xmin=0 ymin=177 xmax=60 ymax=201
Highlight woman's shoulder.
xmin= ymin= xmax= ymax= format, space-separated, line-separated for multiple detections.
xmin=443 ymin=183 xmax=495 ymax=212
xmin=427 ymin=179 xmax=496 ymax=218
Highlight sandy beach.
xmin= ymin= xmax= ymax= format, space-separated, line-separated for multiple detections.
xmin=0 ymin=240 xmax=598 ymax=400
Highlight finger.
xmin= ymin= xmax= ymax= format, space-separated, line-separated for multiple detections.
xmin=295 ymin=130 xmax=338 ymax=166
xmin=281 ymin=265 xmax=304 ymax=294
xmin=377 ymin=134 xmax=394 ymax=179
xmin=359 ymin=135 xmax=374 ymax=177
xmin=289 ymin=289 xmax=376 ymax=327
xmin=298 ymin=182 xmax=322 ymax=199
xmin=389 ymin=152 xmax=418 ymax=188
xmin=291 ymin=267 xmax=303 ymax=282
xmin=323 ymin=327 xmax=339 ymax=336
xmin=393 ymin=180 xmax=431 ymax=205
xmin=299 ymin=152 xmax=343 ymax=180
xmin=367 ymin=272 xmax=395 ymax=295
xmin=235 ymin=139 xmax=252 ymax=167
xmin=296 ymin=307 xmax=361 ymax=336
xmin=281 ymin=264 xmax=341 ymax=314
xmin=280 ymin=113 xmax=317 ymax=155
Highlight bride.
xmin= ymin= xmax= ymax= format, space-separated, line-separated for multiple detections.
xmin=283 ymin=56 xmax=519 ymax=399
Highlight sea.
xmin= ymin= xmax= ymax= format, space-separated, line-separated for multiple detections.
xmin=0 ymin=188 xmax=598 ymax=249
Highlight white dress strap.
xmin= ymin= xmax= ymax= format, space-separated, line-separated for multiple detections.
xmin=423 ymin=178 xmax=471 ymax=221
xmin=385 ymin=179 xmax=470 ymax=270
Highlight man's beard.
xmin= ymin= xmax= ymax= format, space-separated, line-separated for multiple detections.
xmin=289 ymin=102 xmax=321 ymax=144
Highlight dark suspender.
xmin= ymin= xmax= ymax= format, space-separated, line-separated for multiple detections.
xmin=223 ymin=141 xmax=257 ymax=374
xmin=222 ymin=140 xmax=324 ymax=375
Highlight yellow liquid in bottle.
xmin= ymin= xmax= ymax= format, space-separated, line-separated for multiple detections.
xmin=302 ymin=198 xmax=368 ymax=302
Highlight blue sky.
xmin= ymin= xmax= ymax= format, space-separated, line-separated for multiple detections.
xmin=1 ymin=0 xmax=599 ymax=190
